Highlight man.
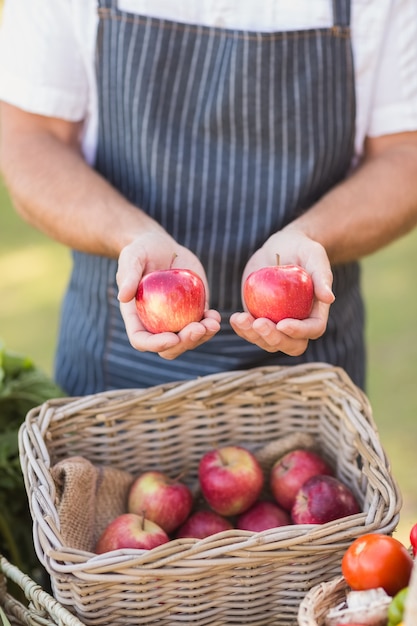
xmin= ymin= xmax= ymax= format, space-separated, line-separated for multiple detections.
xmin=1 ymin=0 xmax=417 ymax=394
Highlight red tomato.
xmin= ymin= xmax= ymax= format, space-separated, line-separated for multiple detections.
xmin=410 ymin=522 xmax=417 ymax=556
xmin=341 ymin=533 xmax=413 ymax=597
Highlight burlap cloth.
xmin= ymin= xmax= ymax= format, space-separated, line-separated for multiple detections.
xmin=51 ymin=456 xmax=134 ymax=553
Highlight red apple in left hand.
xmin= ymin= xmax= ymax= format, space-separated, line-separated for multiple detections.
xmin=127 ymin=470 xmax=194 ymax=534
xmin=94 ymin=513 xmax=170 ymax=553
xmin=243 ymin=256 xmax=314 ymax=323
xmin=135 ymin=266 xmax=205 ymax=333
xmin=198 ymin=445 xmax=264 ymax=516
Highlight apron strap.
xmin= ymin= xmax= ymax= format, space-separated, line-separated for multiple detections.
xmin=333 ymin=0 xmax=351 ymax=27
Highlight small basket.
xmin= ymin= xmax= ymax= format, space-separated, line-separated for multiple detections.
xmin=18 ymin=363 xmax=401 ymax=626
xmin=0 ymin=554 xmax=84 ymax=626
xmin=297 ymin=576 xmax=348 ymax=626
xmin=298 ymin=557 xmax=417 ymax=626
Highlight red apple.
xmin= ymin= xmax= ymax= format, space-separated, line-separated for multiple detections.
xmin=135 ymin=267 xmax=205 ymax=333
xmin=270 ymin=448 xmax=334 ymax=511
xmin=94 ymin=513 xmax=170 ymax=553
xmin=198 ymin=445 xmax=264 ymax=516
xmin=175 ymin=510 xmax=234 ymax=539
xmin=291 ymin=475 xmax=361 ymax=524
xmin=128 ymin=470 xmax=194 ymax=535
xmin=243 ymin=259 xmax=314 ymax=323
xmin=236 ymin=500 xmax=291 ymax=532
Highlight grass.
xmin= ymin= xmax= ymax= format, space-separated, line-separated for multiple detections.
xmin=362 ymin=231 xmax=417 ymax=546
xmin=0 ymin=181 xmax=72 ymax=370
xmin=1 ymin=178 xmax=416 ymax=548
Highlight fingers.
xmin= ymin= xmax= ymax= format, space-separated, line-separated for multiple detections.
xmin=121 ymin=300 xmax=221 ymax=359
xmin=230 ymin=313 xmax=306 ymax=355
xmin=229 ymin=301 xmax=330 ymax=357
xmin=276 ymin=299 xmax=330 ymax=341
xmin=116 ymin=242 xmax=146 ymax=303
xmin=119 ymin=299 xmax=179 ymax=350
xmin=309 ymin=264 xmax=335 ymax=305
xmin=158 ymin=313 xmax=221 ymax=359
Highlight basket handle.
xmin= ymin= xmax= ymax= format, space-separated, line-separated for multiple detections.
xmin=0 ymin=555 xmax=85 ymax=626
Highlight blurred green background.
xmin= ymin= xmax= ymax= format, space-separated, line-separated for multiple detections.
xmin=1 ymin=176 xmax=416 ymax=548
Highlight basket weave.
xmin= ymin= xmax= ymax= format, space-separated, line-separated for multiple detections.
xmin=0 ymin=555 xmax=84 ymax=626
xmin=297 ymin=576 xmax=348 ymax=626
xmin=18 ymin=363 xmax=401 ymax=626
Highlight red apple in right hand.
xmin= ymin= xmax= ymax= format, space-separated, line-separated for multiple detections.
xmin=128 ymin=470 xmax=194 ymax=534
xmin=243 ymin=258 xmax=314 ymax=323
xmin=94 ymin=513 xmax=170 ymax=553
xmin=135 ymin=267 xmax=205 ymax=333
xmin=270 ymin=448 xmax=333 ymax=511
xmin=198 ymin=446 xmax=264 ymax=516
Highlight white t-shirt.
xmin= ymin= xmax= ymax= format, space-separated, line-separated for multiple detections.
xmin=1 ymin=0 xmax=417 ymax=166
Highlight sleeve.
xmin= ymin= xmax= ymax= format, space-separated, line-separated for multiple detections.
xmin=367 ymin=0 xmax=417 ymax=137
xmin=0 ymin=0 xmax=89 ymax=121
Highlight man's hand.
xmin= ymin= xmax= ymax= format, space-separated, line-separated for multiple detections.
xmin=230 ymin=227 xmax=335 ymax=355
xmin=117 ymin=231 xmax=221 ymax=359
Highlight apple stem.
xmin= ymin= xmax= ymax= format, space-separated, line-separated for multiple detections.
xmin=170 ymin=253 xmax=178 ymax=269
xmin=276 ymin=254 xmax=280 ymax=266
xmin=218 ymin=451 xmax=226 ymax=467
xmin=140 ymin=511 xmax=146 ymax=530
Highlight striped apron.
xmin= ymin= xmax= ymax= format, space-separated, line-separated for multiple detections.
xmin=55 ymin=0 xmax=364 ymax=395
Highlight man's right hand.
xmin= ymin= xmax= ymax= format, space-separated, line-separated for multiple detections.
xmin=117 ymin=232 xmax=221 ymax=359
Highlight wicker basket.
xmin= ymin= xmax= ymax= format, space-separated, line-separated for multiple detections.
xmin=0 ymin=554 xmax=84 ymax=626
xmin=298 ymin=556 xmax=417 ymax=626
xmin=297 ymin=576 xmax=348 ymax=626
xmin=18 ymin=363 xmax=401 ymax=626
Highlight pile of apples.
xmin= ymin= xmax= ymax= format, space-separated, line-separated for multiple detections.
xmin=95 ymin=445 xmax=360 ymax=554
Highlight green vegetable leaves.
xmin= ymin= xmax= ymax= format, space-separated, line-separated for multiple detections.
xmin=0 ymin=340 xmax=64 ymax=581
xmin=387 ymin=587 xmax=409 ymax=626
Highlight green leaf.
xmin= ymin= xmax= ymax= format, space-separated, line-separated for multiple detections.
xmin=0 ymin=341 xmax=64 ymax=579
